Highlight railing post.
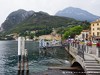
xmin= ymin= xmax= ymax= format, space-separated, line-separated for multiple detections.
xmin=96 ymin=47 xmax=100 ymax=57
xmin=82 ymin=45 xmax=85 ymax=59
xmin=98 ymin=47 xmax=100 ymax=57
xmin=75 ymin=43 xmax=76 ymax=48
xmin=77 ymin=44 xmax=79 ymax=55
xmin=68 ymin=42 xmax=70 ymax=52
xmin=96 ymin=41 xmax=100 ymax=57
xmin=86 ymin=45 xmax=88 ymax=53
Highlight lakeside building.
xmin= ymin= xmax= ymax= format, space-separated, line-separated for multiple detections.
xmin=75 ymin=19 xmax=100 ymax=41
xmin=75 ymin=30 xmax=90 ymax=41
xmin=91 ymin=19 xmax=100 ymax=40
xmin=39 ymin=34 xmax=61 ymax=40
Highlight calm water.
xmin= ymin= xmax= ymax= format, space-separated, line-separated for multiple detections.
xmin=0 ymin=41 xmax=70 ymax=75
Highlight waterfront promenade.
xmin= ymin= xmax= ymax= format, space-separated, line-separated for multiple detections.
xmin=36 ymin=40 xmax=100 ymax=75
xmin=65 ymin=42 xmax=100 ymax=75
xmin=17 ymin=38 xmax=100 ymax=75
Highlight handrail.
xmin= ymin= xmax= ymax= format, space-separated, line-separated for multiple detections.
xmin=66 ymin=42 xmax=85 ymax=60
xmin=77 ymin=44 xmax=85 ymax=60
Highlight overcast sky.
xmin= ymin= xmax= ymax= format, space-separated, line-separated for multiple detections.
xmin=0 ymin=0 xmax=100 ymax=26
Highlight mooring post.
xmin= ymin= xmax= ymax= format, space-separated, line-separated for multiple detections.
xmin=25 ymin=49 xmax=29 ymax=75
xmin=18 ymin=37 xmax=22 ymax=75
xmin=21 ymin=37 xmax=25 ymax=75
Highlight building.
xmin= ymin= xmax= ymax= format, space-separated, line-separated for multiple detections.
xmin=39 ymin=34 xmax=61 ymax=40
xmin=91 ymin=19 xmax=100 ymax=40
xmin=75 ymin=30 xmax=90 ymax=41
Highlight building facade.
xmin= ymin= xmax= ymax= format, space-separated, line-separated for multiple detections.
xmin=91 ymin=19 xmax=100 ymax=40
xmin=75 ymin=30 xmax=90 ymax=41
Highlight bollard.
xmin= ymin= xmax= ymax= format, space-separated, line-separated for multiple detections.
xmin=18 ymin=37 xmax=22 ymax=75
xmin=25 ymin=49 xmax=29 ymax=75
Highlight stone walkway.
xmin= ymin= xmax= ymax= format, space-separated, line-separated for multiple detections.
xmin=84 ymin=53 xmax=96 ymax=60
xmin=31 ymin=69 xmax=86 ymax=75
xmin=31 ymin=69 xmax=100 ymax=75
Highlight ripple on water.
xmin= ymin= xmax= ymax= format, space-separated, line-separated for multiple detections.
xmin=0 ymin=41 xmax=71 ymax=75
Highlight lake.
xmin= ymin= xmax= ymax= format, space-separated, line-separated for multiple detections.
xmin=0 ymin=41 xmax=71 ymax=75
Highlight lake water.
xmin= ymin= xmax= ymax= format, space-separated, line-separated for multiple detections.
xmin=0 ymin=41 xmax=71 ymax=75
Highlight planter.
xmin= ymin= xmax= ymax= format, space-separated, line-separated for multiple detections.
xmin=87 ymin=42 xmax=92 ymax=46
xmin=96 ymin=43 xmax=100 ymax=48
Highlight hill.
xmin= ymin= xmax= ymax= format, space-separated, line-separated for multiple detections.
xmin=1 ymin=9 xmax=88 ymax=36
xmin=55 ymin=7 xmax=99 ymax=22
xmin=1 ymin=9 xmax=34 ymax=31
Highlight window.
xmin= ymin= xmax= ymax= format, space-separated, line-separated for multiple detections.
xmin=97 ymin=32 xmax=100 ymax=36
xmin=97 ymin=23 xmax=99 ymax=25
xmin=93 ymin=32 xmax=95 ymax=36
xmin=82 ymin=34 xmax=85 ymax=39
xmin=93 ymin=24 xmax=94 ymax=26
xmin=97 ymin=28 xmax=100 ymax=30
xmin=86 ymin=34 xmax=88 ymax=38
xmin=93 ymin=28 xmax=94 ymax=30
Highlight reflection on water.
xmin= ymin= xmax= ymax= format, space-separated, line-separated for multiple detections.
xmin=0 ymin=41 xmax=71 ymax=75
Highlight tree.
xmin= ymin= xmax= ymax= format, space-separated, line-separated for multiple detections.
xmin=63 ymin=25 xmax=83 ymax=39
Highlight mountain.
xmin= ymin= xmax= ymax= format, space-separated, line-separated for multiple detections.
xmin=8 ymin=12 xmax=81 ymax=33
xmin=1 ymin=9 xmax=87 ymax=36
xmin=1 ymin=9 xmax=34 ymax=31
xmin=55 ymin=7 xmax=100 ymax=22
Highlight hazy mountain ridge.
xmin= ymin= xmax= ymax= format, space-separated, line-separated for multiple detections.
xmin=55 ymin=7 xmax=100 ymax=22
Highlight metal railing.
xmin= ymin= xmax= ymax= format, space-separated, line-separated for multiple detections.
xmin=66 ymin=42 xmax=85 ymax=60
xmin=77 ymin=44 xmax=85 ymax=59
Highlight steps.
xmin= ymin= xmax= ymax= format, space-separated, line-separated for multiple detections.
xmin=84 ymin=60 xmax=100 ymax=73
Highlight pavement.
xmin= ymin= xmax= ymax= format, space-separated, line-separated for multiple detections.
xmin=84 ymin=53 xmax=96 ymax=60
xmin=31 ymin=69 xmax=100 ymax=75
xmin=31 ymin=69 xmax=86 ymax=75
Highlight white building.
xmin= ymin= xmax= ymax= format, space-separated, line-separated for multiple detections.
xmin=75 ymin=30 xmax=90 ymax=41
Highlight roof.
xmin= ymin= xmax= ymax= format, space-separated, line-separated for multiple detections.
xmin=91 ymin=19 xmax=100 ymax=24
xmin=82 ymin=30 xmax=90 ymax=32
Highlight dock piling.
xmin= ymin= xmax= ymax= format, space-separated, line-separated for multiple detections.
xmin=21 ymin=37 xmax=25 ymax=75
xmin=18 ymin=55 xmax=21 ymax=75
xmin=18 ymin=37 xmax=22 ymax=75
xmin=18 ymin=37 xmax=29 ymax=75
xmin=25 ymin=49 xmax=29 ymax=75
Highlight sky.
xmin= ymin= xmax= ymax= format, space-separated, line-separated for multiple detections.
xmin=0 ymin=0 xmax=100 ymax=26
